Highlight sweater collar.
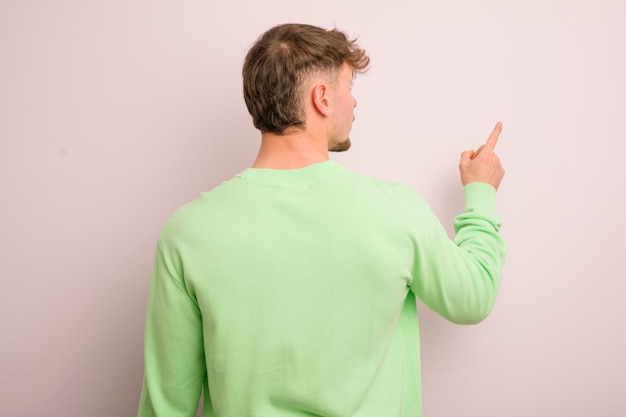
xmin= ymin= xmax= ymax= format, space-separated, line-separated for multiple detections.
xmin=236 ymin=160 xmax=344 ymax=186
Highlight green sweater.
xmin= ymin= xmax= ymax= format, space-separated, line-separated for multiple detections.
xmin=138 ymin=160 xmax=505 ymax=417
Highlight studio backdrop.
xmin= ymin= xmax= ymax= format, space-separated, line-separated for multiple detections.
xmin=1 ymin=1 xmax=625 ymax=416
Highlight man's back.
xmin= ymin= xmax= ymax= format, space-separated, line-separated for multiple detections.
xmin=138 ymin=161 xmax=504 ymax=417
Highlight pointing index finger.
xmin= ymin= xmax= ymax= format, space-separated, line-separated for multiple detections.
xmin=484 ymin=121 xmax=503 ymax=152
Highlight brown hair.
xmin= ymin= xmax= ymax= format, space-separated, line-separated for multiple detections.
xmin=242 ymin=23 xmax=369 ymax=134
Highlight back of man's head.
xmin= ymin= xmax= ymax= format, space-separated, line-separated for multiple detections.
xmin=242 ymin=23 xmax=369 ymax=135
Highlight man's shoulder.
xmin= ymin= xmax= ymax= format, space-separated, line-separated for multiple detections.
xmin=158 ymin=176 xmax=244 ymax=244
xmin=342 ymin=166 xmax=423 ymax=202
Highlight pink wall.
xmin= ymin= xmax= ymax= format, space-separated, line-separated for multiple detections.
xmin=1 ymin=1 xmax=625 ymax=416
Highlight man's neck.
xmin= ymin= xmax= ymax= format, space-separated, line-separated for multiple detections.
xmin=252 ymin=130 xmax=329 ymax=170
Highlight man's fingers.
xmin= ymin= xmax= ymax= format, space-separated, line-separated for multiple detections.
xmin=484 ymin=121 xmax=503 ymax=151
xmin=471 ymin=145 xmax=485 ymax=160
xmin=460 ymin=150 xmax=475 ymax=162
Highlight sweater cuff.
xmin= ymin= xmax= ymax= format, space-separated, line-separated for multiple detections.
xmin=463 ymin=182 xmax=500 ymax=222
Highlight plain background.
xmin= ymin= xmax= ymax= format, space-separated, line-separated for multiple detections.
xmin=1 ymin=1 xmax=625 ymax=416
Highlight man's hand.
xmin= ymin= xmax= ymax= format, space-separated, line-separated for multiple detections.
xmin=459 ymin=122 xmax=505 ymax=190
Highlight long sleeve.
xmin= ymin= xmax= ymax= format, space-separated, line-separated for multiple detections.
xmin=137 ymin=240 xmax=205 ymax=417
xmin=410 ymin=182 xmax=506 ymax=324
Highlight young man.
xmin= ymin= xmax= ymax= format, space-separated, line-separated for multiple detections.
xmin=138 ymin=23 xmax=505 ymax=417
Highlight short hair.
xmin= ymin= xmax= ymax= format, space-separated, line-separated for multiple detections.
xmin=242 ymin=23 xmax=370 ymax=135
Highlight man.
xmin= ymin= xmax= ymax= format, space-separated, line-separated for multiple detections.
xmin=137 ymin=23 xmax=505 ymax=417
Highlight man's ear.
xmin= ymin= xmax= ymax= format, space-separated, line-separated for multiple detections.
xmin=312 ymin=83 xmax=331 ymax=117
